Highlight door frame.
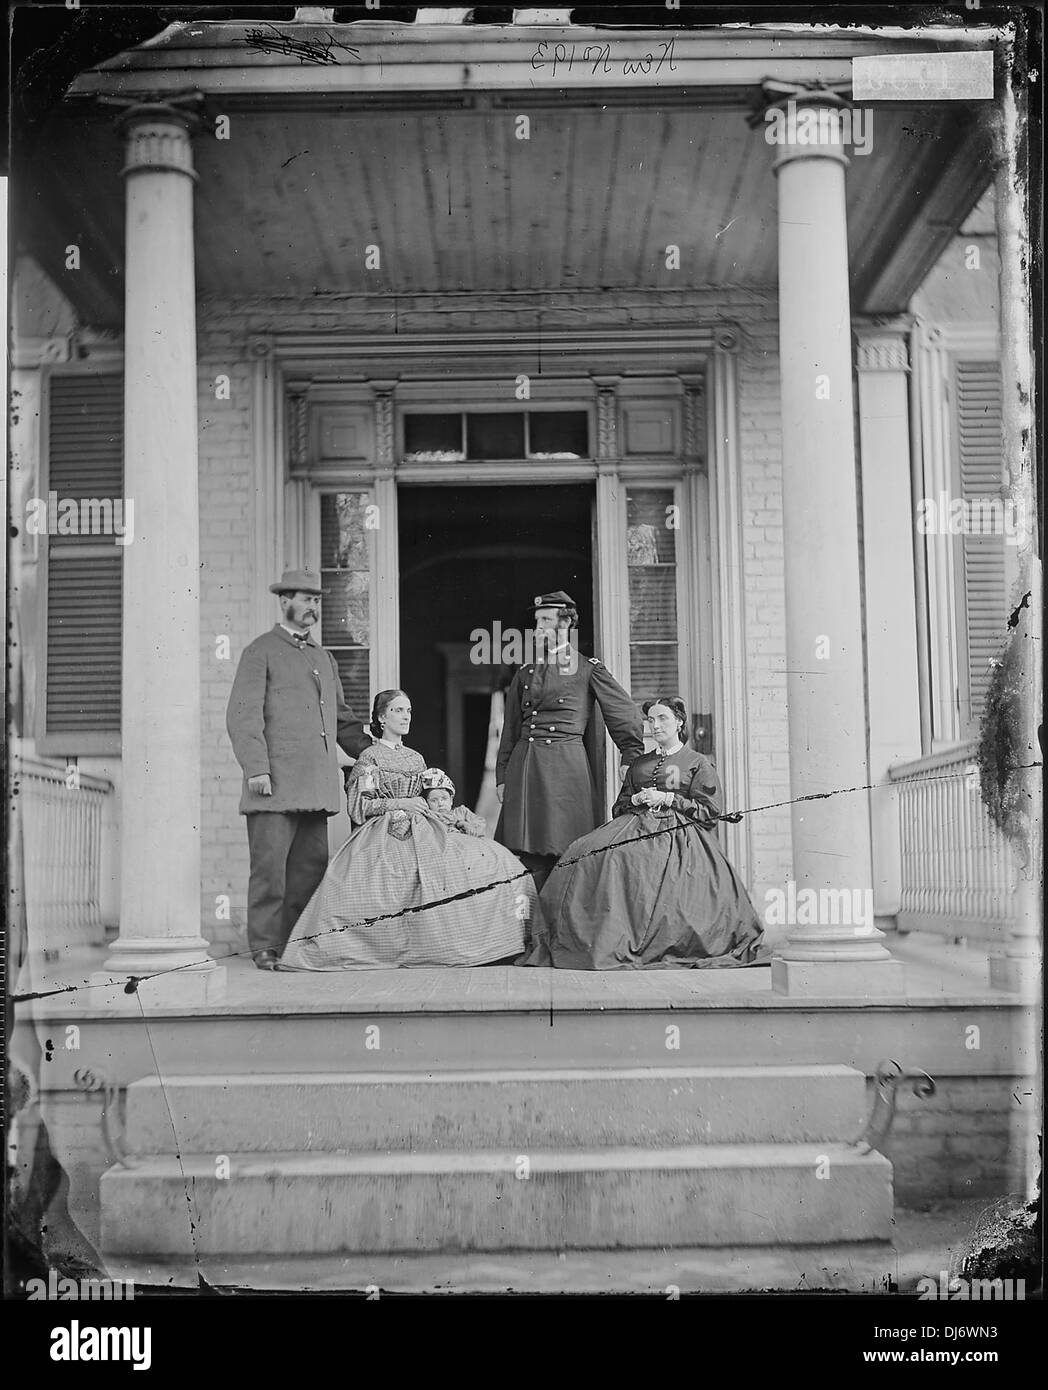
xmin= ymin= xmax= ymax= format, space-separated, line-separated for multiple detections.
xmin=273 ymin=326 xmax=750 ymax=877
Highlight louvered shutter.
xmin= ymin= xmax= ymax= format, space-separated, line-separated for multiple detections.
xmin=45 ymin=374 xmax=123 ymax=737
xmin=956 ymin=359 xmax=1007 ymax=730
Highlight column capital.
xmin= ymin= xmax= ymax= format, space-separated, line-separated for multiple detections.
xmin=854 ymin=322 xmax=911 ymax=373
xmin=752 ymin=82 xmax=856 ymax=174
xmin=592 ymin=376 xmax=620 ymax=460
xmin=370 ymin=380 xmax=397 ymax=468
xmin=118 ymin=99 xmax=204 ymax=181
xmin=287 ymin=388 xmax=309 ymax=472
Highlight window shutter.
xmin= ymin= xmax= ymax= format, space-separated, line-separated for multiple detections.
xmin=45 ymin=374 xmax=123 ymax=737
xmin=956 ymin=359 xmax=1007 ymax=730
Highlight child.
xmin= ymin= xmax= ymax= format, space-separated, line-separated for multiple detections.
xmin=420 ymin=768 xmax=488 ymax=837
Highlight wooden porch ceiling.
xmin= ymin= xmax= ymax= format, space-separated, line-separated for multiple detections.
xmin=16 ymin=24 xmax=996 ymax=329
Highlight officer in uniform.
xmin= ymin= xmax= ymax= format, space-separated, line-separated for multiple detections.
xmin=495 ymin=590 xmax=644 ymax=892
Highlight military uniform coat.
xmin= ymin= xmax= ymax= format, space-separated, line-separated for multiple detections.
xmin=495 ymin=649 xmax=644 ymax=857
xmin=226 ymin=625 xmax=371 ymax=815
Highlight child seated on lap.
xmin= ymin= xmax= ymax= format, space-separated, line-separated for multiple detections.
xmin=421 ymin=768 xmax=487 ymax=837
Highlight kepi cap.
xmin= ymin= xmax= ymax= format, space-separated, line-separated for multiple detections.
xmin=532 ymin=590 xmax=577 ymax=611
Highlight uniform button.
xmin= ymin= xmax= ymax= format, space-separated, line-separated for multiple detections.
xmin=528 ymin=737 xmax=534 ymax=743
xmin=523 ymin=684 xmax=529 ymax=690
xmin=545 ymin=739 xmax=552 ymax=745
xmin=550 ymin=726 xmax=556 ymax=732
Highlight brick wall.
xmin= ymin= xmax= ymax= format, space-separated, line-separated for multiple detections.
xmin=193 ymin=288 xmax=794 ymax=946
xmin=735 ymin=311 xmax=792 ymax=931
xmin=198 ymin=358 xmax=255 ymax=950
xmin=872 ymin=1075 xmax=1039 ymax=1205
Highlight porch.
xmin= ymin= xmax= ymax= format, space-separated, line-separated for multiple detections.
xmin=13 ymin=736 xmax=1028 ymax=989
xmin=11 ymin=15 xmax=1020 ymax=1008
xmin=9 ymin=14 xmax=1039 ymax=1271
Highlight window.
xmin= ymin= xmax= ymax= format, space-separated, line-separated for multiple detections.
xmin=401 ymin=409 xmax=589 ymax=461
xmin=319 ymin=492 xmax=371 ymax=715
xmin=625 ymin=487 xmax=680 ymax=703
xmin=42 ymin=373 xmax=123 ymax=745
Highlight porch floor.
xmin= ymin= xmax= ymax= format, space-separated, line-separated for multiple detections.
xmin=17 ymin=931 xmax=1016 ymax=1018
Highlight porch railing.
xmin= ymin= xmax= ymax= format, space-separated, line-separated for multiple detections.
xmin=15 ymin=754 xmax=114 ymax=958
xmin=888 ymin=742 xmax=1015 ymax=942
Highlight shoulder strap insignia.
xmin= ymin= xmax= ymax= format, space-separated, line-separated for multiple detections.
xmin=588 ymin=656 xmax=602 ymax=666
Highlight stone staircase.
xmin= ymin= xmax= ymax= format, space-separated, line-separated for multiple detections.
xmin=100 ymin=1065 xmax=893 ymax=1256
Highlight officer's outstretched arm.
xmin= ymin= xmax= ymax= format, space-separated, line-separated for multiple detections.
xmin=589 ymin=659 xmax=645 ymax=765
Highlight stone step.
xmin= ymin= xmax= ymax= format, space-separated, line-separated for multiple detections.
xmin=100 ymin=1143 xmax=893 ymax=1255
xmin=124 ymin=1065 xmax=868 ymax=1153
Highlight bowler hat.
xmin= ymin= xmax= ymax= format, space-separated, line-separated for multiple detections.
xmin=270 ymin=568 xmax=323 ymax=596
xmin=533 ymin=590 xmax=577 ymax=611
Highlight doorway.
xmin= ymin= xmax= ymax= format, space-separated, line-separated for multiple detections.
xmin=398 ymin=483 xmax=595 ymax=811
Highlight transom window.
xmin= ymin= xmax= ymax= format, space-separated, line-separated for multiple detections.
xmin=402 ymin=410 xmax=589 ymax=461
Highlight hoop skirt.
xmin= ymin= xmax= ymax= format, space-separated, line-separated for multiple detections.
xmin=281 ymin=742 xmax=532 ymax=969
xmin=520 ymin=747 xmax=764 ymax=970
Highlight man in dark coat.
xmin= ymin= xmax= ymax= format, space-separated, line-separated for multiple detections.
xmin=495 ymin=590 xmax=644 ymax=892
xmin=226 ymin=569 xmax=371 ymax=969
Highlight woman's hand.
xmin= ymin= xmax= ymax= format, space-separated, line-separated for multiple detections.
xmin=633 ymin=788 xmax=671 ymax=809
xmin=393 ymin=797 xmax=428 ymax=814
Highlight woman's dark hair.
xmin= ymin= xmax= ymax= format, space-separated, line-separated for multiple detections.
xmin=371 ymin=688 xmax=407 ymax=738
xmin=643 ymin=696 xmax=689 ymax=740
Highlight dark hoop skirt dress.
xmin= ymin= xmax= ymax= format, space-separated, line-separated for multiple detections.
xmin=520 ymin=746 xmax=764 ymax=970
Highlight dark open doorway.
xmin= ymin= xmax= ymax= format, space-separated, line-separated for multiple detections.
xmin=398 ymin=483 xmax=595 ymax=810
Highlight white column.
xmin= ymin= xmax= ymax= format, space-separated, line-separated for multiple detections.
xmin=854 ymin=324 xmax=923 ymax=927
xmin=913 ymin=324 xmax=963 ymax=747
xmin=708 ymin=334 xmax=752 ymax=886
xmin=95 ymin=105 xmax=225 ymax=1004
xmin=988 ymin=73 xmax=1041 ymax=999
xmin=769 ymin=102 xmax=903 ymax=995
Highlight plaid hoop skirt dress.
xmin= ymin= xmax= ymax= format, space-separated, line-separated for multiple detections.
xmin=280 ymin=742 xmax=532 ymax=969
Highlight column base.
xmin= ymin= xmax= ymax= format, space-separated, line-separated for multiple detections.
xmin=91 ymin=935 xmax=227 ymax=1007
xmin=989 ymin=954 xmax=1041 ymax=999
xmin=771 ymin=957 xmax=906 ymax=998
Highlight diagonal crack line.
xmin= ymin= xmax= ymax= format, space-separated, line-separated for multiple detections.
xmin=11 ymin=761 xmax=1042 ymax=1002
xmin=133 ymin=990 xmax=205 ymax=1283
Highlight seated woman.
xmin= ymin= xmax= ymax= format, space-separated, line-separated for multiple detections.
xmin=520 ymin=696 xmax=764 ymax=970
xmin=280 ymin=691 xmax=533 ymax=970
